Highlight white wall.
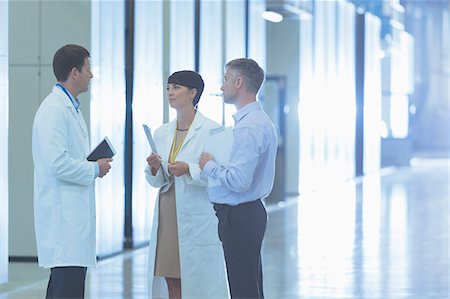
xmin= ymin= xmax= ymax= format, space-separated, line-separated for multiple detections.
xmin=8 ymin=0 xmax=91 ymax=258
xmin=0 ymin=0 xmax=9 ymax=284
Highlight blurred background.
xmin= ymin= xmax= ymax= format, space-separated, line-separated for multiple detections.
xmin=0 ymin=0 xmax=448 ymax=298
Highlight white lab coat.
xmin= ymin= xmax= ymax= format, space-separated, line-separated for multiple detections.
xmin=32 ymin=86 xmax=97 ymax=268
xmin=145 ymin=112 xmax=229 ymax=299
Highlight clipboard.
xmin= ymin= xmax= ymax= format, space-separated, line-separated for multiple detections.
xmin=204 ymin=126 xmax=233 ymax=165
xmin=143 ymin=124 xmax=170 ymax=177
xmin=143 ymin=124 xmax=158 ymax=153
xmin=204 ymin=126 xmax=233 ymax=187
xmin=87 ymin=136 xmax=116 ymax=161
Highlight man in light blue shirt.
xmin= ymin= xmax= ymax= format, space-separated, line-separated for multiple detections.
xmin=200 ymin=58 xmax=277 ymax=299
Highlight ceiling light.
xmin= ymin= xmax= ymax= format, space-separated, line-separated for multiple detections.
xmin=262 ymin=11 xmax=283 ymax=23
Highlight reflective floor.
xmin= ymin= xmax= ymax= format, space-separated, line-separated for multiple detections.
xmin=1 ymin=157 xmax=448 ymax=299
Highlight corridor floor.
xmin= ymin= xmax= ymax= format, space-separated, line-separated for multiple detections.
xmin=1 ymin=157 xmax=448 ymax=299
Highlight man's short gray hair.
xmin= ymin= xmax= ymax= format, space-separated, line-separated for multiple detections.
xmin=225 ymin=58 xmax=265 ymax=94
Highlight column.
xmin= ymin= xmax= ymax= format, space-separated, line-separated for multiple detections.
xmin=0 ymin=0 xmax=9 ymax=284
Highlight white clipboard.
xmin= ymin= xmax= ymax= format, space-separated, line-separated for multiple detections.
xmin=143 ymin=124 xmax=170 ymax=177
xmin=204 ymin=126 xmax=233 ymax=187
xmin=204 ymin=126 xmax=233 ymax=164
xmin=143 ymin=124 xmax=158 ymax=153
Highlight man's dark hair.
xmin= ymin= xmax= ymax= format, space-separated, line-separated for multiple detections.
xmin=225 ymin=58 xmax=265 ymax=94
xmin=53 ymin=44 xmax=90 ymax=82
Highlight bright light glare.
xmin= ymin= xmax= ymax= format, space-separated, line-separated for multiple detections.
xmin=91 ymin=0 xmax=126 ymax=257
xmin=132 ymin=0 xmax=163 ymax=244
xmin=262 ymin=11 xmax=283 ymax=23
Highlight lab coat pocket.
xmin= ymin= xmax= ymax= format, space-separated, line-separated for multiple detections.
xmin=61 ymin=186 xmax=89 ymax=225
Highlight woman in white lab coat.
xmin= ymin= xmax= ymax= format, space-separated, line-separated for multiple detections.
xmin=145 ymin=71 xmax=229 ymax=299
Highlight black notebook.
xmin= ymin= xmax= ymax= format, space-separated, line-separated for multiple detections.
xmin=87 ymin=136 xmax=116 ymax=161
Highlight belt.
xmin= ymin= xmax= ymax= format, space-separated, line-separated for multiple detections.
xmin=213 ymin=203 xmax=229 ymax=212
xmin=213 ymin=199 xmax=261 ymax=212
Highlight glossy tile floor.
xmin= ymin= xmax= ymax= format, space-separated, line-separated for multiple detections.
xmin=1 ymin=157 xmax=448 ymax=299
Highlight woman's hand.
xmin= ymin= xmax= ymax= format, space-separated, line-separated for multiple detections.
xmin=147 ymin=153 xmax=162 ymax=175
xmin=168 ymin=161 xmax=189 ymax=177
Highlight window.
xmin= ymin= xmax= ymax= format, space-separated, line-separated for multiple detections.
xmin=169 ymin=0 xmax=195 ymax=121
xmin=198 ymin=0 xmax=224 ymax=124
xmin=132 ymin=0 xmax=164 ymax=245
xmin=91 ymin=0 xmax=126 ymax=257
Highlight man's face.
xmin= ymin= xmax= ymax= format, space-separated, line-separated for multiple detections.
xmin=76 ymin=57 xmax=93 ymax=94
xmin=220 ymin=68 xmax=238 ymax=104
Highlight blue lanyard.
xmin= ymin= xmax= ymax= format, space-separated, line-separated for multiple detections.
xmin=56 ymin=83 xmax=79 ymax=112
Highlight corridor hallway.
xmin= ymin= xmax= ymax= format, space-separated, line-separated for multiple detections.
xmin=1 ymin=156 xmax=448 ymax=299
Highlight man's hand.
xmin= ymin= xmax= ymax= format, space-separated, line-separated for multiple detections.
xmin=97 ymin=158 xmax=113 ymax=178
xmin=199 ymin=152 xmax=214 ymax=171
xmin=147 ymin=153 xmax=162 ymax=175
xmin=167 ymin=161 xmax=189 ymax=177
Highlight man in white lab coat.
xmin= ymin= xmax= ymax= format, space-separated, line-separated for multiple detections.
xmin=32 ymin=44 xmax=112 ymax=299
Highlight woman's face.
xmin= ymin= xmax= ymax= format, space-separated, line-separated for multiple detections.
xmin=166 ymin=83 xmax=196 ymax=109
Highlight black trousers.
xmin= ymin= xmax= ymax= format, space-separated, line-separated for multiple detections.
xmin=46 ymin=266 xmax=87 ymax=299
xmin=215 ymin=199 xmax=267 ymax=299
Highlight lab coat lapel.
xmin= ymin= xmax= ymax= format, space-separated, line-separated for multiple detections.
xmin=161 ymin=120 xmax=177 ymax=162
xmin=53 ymin=86 xmax=88 ymax=139
xmin=77 ymin=110 xmax=89 ymax=140
xmin=179 ymin=112 xmax=203 ymax=151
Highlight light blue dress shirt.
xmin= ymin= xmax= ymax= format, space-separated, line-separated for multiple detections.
xmin=56 ymin=83 xmax=100 ymax=177
xmin=203 ymin=101 xmax=278 ymax=205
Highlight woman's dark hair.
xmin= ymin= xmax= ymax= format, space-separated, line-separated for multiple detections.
xmin=168 ymin=70 xmax=205 ymax=107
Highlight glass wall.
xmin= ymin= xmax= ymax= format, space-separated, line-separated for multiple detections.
xmin=404 ymin=1 xmax=448 ymax=150
xmin=386 ymin=31 xmax=414 ymax=139
xmin=248 ymin=0 xmax=268 ymax=154
xmin=248 ymin=0 xmax=266 ymax=70
xmin=170 ymin=0 xmax=258 ymax=126
xmin=299 ymin=1 xmax=356 ymax=193
xmin=224 ymin=1 xmax=246 ymax=65
xmin=91 ymin=0 xmax=126 ymax=257
xmin=363 ymin=13 xmax=382 ymax=173
xmin=223 ymin=0 xmax=246 ymax=126
xmin=132 ymin=0 xmax=163 ymax=245
xmin=298 ymin=10 xmax=315 ymax=192
xmin=0 ymin=0 xmax=8 ymax=285
xmin=198 ymin=0 xmax=263 ymax=126
xmin=198 ymin=0 xmax=224 ymax=124
xmin=169 ymin=0 xmax=195 ymax=121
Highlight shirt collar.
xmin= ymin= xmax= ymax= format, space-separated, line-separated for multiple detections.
xmin=232 ymin=101 xmax=262 ymax=123
xmin=56 ymin=83 xmax=80 ymax=112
